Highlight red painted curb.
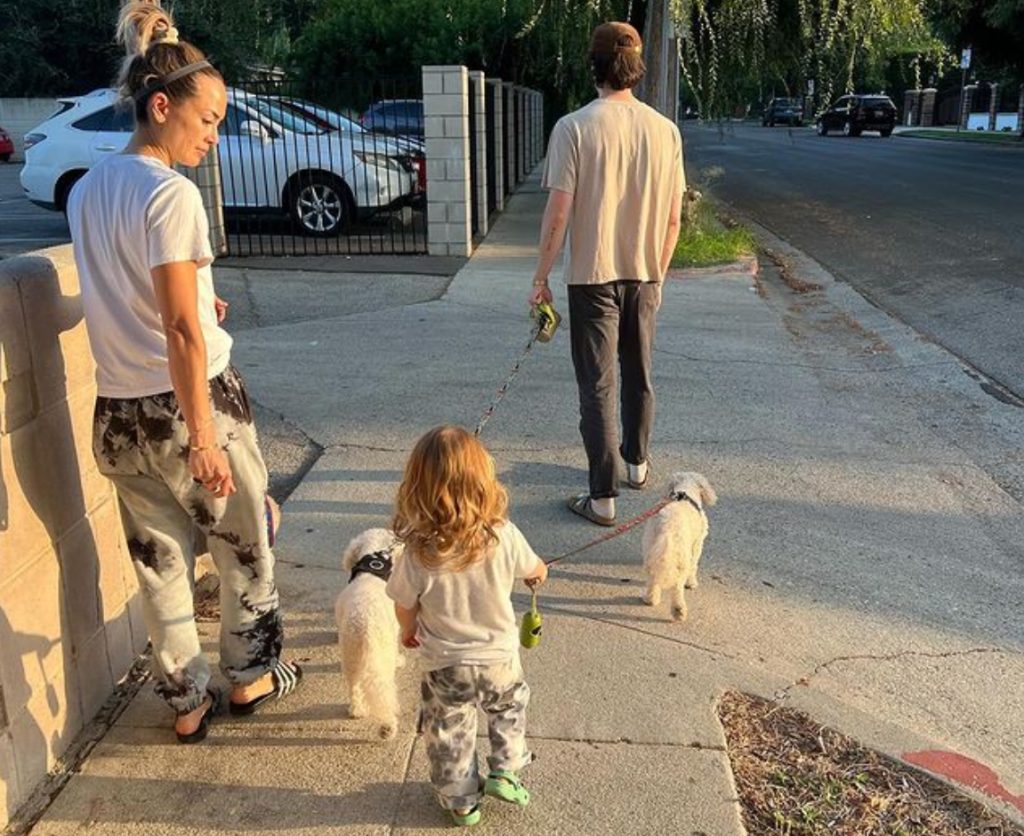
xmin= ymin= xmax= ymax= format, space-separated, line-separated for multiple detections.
xmin=903 ymin=749 xmax=1024 ymax=815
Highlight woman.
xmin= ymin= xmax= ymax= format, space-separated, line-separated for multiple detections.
xmin=67 ymin=0 xmax=301 ymax=743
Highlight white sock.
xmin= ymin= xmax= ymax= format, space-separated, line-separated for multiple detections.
xmin=591 ymin=496 xmax=615 ymax=518
xmin=628 ymin=461 xmax=648 ymax=484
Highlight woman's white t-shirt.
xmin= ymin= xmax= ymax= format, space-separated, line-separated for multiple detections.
xmin=67 ymin=154 xmax=232 ymax=398
xmin=386 ymin=521 xmax=543 ymax=671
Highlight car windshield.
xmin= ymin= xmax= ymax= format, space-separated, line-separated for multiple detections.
xmin=280 ymin=100 xmax=363 ymax=133
xmin=240 ymin=97 xmax=326 ymax=134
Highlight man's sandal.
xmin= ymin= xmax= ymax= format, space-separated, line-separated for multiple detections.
xmin=566 ymin=493 xmax=615 ymax=527
xmin=450 ymin=805 xmax=481 ymax=827
xmin=625 ymin=459 xmax=652 ymax=491
xmin=484 ymin=770 xmax=530 ymax=806
xmin=176 ymin=688 xmax=221 ymax=745
xmin=229 ymin=660 xmax=303 ymax=716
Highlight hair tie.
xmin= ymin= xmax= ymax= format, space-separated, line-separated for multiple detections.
xmin=133 ymin=59 xmax=212 ymax=101
xmin=153 ymin=25 xmax=180 ymax=46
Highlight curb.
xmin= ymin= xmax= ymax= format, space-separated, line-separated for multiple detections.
xmin=665 ymin=253 xmax=759 ymax=281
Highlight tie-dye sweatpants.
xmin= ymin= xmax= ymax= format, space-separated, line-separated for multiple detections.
xmin=421 ymin=660 xmax=532 ymax=810
xmin=92 ymin=365 xmax=282 ymax=714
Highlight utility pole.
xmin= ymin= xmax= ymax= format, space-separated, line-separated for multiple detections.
xmin=637 ymin=0 xmax=679 ymax=122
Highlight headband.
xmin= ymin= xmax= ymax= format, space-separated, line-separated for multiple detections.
xmin=134 ymin=59 xmax=212 ymax=101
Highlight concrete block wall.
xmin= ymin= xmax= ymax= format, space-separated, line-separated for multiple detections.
xmin=503 ymin=82 xmax=516 ymax=192
xmin=0 ymin=99 xmax=59 ymax=163
xmin=468 ymin=71 xmax=489 ymax=238
xmin=423 ymin=66 xmax=472 ymax=257
xmin=0 ymin=246 xmax=147 ymax=828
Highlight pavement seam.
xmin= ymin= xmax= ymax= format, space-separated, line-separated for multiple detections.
xmin=524 ymin=733 xmax=727 ymax=751
xmin=389 ymin=735 xmax=419 ymax=834
xmin=655 ymin=345 xmax=956 ymax=374
xmin=774 ymin=646 xmax=1019 ymax=702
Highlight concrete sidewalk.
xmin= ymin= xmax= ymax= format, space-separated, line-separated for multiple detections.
xmin=27 ymin=176 xmax=1024 ymax=834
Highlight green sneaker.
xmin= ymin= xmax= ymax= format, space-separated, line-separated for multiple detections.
xmin=484 ymin=770 xmax=530 ymax=806
xmin=450 ymin=805 xmax=481 ymax=827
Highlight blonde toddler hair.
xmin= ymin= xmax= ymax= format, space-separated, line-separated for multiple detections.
xmin=393 ymin=426 xmax=509 ymax=571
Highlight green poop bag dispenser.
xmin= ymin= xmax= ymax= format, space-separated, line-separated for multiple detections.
xmin=532 ymin=301 xmax=561 ymax=343
xmin=520 ymin=587 xmax=543 ymax=649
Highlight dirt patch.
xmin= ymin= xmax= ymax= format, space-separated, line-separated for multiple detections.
xmin=764 ymin=248 xmax=823 ymax=294
xmin=719 ymin=692 xmax=1022 ymax=835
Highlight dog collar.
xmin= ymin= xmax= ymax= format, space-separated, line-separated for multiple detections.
xmin=350 ymin=550 xmax=393 ymax=583
xmin=670 ymin=490 xmax=704 ymax=515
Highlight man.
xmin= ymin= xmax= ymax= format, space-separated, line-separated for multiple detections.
xmin=530 ymin=21 xmax=685 ymax=525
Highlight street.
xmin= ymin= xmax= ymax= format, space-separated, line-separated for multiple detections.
xmin=0 ymin=163 xmax=69 ymax=258
xmin=684 ymin=122 xmax=1024 ymax=398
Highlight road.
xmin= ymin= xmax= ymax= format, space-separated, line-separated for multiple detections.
xmin=684 ymin=122 xmax=1024 ymax=397
xmin=0 ymin=163 xmax=70 ymax=258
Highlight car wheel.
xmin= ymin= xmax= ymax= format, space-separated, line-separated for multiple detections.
xmin=880 ymin=128 xmax=893 ymax=138
xmin=289 ymin=173 xmax=352 ymax=237
xmin=57 ymin=170 xmax=87 ymax=220
xmin=817 ymin=121 xmax=828 ymax=136
xmin=843 ymin=120 xmax=860 ymax=137
xmin=769 ymin=119 xmax=775 ymax=127
xmin=0 ymin=153 xmax=10 ymax=163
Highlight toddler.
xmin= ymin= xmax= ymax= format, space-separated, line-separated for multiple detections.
xmin=387 ymin=425 xmax=548 ymax=827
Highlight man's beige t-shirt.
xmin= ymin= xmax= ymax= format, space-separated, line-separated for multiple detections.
xmin=542 ymin=97 xmax=685 ymax=285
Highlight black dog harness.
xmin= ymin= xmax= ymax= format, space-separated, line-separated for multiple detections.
xmin=350 ymin=550 xmax=393 ymax=583
xmin=670 ymin=490 xmax=704 ymax=516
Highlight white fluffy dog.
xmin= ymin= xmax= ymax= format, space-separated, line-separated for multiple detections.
xmin=641 ymin=472 xmax=717 ymax=621
xmin=336 ymin=528 xmax=404 ymax=739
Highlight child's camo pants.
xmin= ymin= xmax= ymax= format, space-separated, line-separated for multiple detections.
xmin=93 ymin=365 xmax=282 ymax=714
xmin=421 ymin=660 xmax=532 ymax=810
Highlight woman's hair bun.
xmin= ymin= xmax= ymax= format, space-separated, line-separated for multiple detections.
xmin=116 ymin=1 xmax=178 ymax=57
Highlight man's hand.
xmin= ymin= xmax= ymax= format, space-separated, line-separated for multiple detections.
xmin=529 ymin=281 xmax=553 ymax=307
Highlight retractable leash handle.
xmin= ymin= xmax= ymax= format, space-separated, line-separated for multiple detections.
xmin=532 ymin=301 xmax=562 ymax=343
xmin=520 ymin=587 xmax=543 ymax=649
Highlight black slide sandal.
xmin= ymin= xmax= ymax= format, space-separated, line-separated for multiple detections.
xmin=229 ymin=661 xmax=303 ymax=716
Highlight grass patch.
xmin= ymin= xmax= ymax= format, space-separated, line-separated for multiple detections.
xmin=719 ymin=692 xmax=1023 ymax=835
xmin=671 ymin=199 xmax=756 ymax=268
xmin=898 ymin=129 xmax=1024 ymax=146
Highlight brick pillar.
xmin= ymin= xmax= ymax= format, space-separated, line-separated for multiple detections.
xmin=988 ymin=83 xmax=998 ymax=131
xmin=468 ymin=70 xmax=488 ymax=238
xmin=920 ymin=88 xmax=937 ymax=127
xmin=960 ymin=84 xmax=976 ymax=129
xmin=423 ymin=65 xmax=472 ymax=257
xmin=486 ymin=79 xmax=505 ymax=212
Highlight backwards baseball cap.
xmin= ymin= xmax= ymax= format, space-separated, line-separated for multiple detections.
xmin=589 ymin=21 xmax=643 ymax=56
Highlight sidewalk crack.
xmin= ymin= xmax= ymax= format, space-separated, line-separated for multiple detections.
xmin=774 ymin=646 xmax=1017 ymax=702
xmin=525 ymin=733 xmax=727 ymax=751
xmin=388 ymin=736 xmax=418 ymax=834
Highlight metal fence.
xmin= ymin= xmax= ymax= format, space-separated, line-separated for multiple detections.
xmin=485 ymin=83 xmax=498 ymax=218
xmin=934 ymin=87 xmax=962 ymax=126
xmin=468 ymin=74 xmax=480 ymax=238
xmin=220 ymin=76 xmax=426 ymax=256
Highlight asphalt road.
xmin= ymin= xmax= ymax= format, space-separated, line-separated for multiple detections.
xmin=684 ymin=122 xmax=1024 ymax=397
xmin=0 ymin=163 xmax=70 ymax=258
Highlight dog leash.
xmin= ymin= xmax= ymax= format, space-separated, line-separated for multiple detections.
xmin=474 ymin=302 xmax=561 ymax=436
xmin=520 ymin=491 xmax=698 ymax=650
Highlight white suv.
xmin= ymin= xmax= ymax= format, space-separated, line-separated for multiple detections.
xmin=21 ymin=88 xmax=419 ymax=236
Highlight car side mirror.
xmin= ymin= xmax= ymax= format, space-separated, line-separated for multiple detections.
xmin=239 ymin=120 xmax=271 ymax=142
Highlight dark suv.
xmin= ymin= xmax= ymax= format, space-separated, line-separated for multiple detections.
xmin=762 ymin=97 xmax=804 ymax=127
xmin=361 ymin=100 xmax=423 ymax=139
xmin=817 ymin=95 xmax=897 ymax=137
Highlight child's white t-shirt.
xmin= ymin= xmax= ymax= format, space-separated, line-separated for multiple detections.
xmin=67 ymin=153 xmax=232 ymax=398
xmin=386 ymin=521 xmax=543 ymax=671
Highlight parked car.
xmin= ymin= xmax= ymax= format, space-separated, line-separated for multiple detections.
xmin=277 ymin=97 xmax=426 ymax=193
xmin=0 ymin=125 xmax=14 ymax=162
xmin=360 ymin=99 xmax=423 ymax=139
xmin=816 ymin=94 xmax=896 ymax=137
xmin=20 ymin=88 xmax=419 ymax=236
xmin=762 ymin=97 xmax=804 ymax=127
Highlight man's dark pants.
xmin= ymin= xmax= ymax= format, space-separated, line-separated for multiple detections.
xmin=568 ymin=280 xmax=658 ymax=499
